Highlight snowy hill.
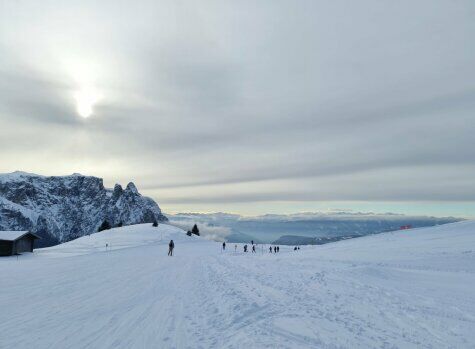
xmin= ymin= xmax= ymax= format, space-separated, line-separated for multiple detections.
xmin=0 ymin=171 xmax=167 ymax=246
xmin=1 ymin=221 xmax=474 ymax=348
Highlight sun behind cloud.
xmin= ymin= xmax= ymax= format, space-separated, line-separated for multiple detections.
xmin=74 ymin=86 xmax=101 ymax=118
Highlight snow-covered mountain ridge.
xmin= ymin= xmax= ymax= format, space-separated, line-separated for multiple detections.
xmin=0 ymin=171 xmax=167 ymax=246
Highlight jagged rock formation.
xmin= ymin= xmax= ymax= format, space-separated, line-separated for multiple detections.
xmin=0 ymin=172 xmax=167 ymax=247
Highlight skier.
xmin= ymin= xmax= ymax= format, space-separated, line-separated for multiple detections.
xmin=269 ymin=246 xmax=272 ymax=253
xmin=294 ymin=246 xmax=297 ymax=251
xmin=274 ymin=246 xmax=277 ymax=253
xmin=244 ymin=245 xmax=248 ymax=252
xmin=222 ymin=242 xmax=226 ymax=251
xmin=252 ymin=245 xmax=256 ymax=253
xmin=277 ymin=246 xmax=280 ymax=253
xmin=168 ymin=240 xmax=174 ymax=256
xmin=235 ymin=244 xmax=237 ymax=252
xmin=251 ymin=240 xmax=254 ymax=245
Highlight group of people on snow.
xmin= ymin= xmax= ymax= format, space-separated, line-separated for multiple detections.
xmin=225 ymin=240 xmax=280 ymax=254
xmin=168 ymin=235 xmax=299 ymax=257
xmin=242 ymin=244 xmax=258 ymax=253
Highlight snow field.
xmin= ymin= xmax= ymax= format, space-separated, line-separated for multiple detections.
xmin=1 ymin=221 xmax=474 ymax=348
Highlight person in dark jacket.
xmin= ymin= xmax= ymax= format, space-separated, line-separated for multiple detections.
xmin=274 ymin=246 xmax=277 ymax=253
xmin=244 ymin=245 xmax=248 ymax=252
xmin=277 ymin=246 xmax=280 ymax=253
xmin=269 ymin=246 xmax=272 ymax=253
xmin=168 ymin=240 xmax=174 ymax=256
xmin=222 ymin=242 xmax=226 ymax=251
xmin=252 ymin=245 xmax=256 ymax=253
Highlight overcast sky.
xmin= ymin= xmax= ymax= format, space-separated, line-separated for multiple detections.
xmin=1 ymin=0 xmax=474 ymax=217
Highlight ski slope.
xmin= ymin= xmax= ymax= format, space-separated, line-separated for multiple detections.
xmin=1 ymin=221 xmax=474 ymax=348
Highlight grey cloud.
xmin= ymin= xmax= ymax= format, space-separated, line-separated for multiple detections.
xmin=156 ymin=165 xmax=475 ymax=204
xmin=0 ymin=0 xmax=474 ymax=215
xmin=0 ymin=67 xmax=78 ymax=126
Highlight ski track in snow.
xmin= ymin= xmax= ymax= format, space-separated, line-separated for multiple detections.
xmin=1 ymin=222 xmax=474 ymax=348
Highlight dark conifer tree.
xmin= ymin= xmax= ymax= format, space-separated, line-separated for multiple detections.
xmin=152 ymin=219 xmax=158 ymax=227
xmin=192 ymin=224 xmax=200 ymax=236
xmin=98 ymin=220 xmax=111 ymax=232
xmin=117 ymin=221 xmax=123 ymax=227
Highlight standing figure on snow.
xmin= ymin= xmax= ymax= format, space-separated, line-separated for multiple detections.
xmin=269 ymin=246 xmax=272 ymax=253
xmin=168 ymin=240 xmax=174 ymax=256
xmin=251 ymin=240 xmax=254 ymax=245
xmin=235 ymin=244 xmax=237 ymax=252
xmin=252 ymin=245 xmax=256 ymax=253
xmin=244 ymin=245 xmax=248 ymax=252
xmin=274 ymin=246 xmax=277 ymax=253
xmin=222 ymin=242 xmax=226 ymax=251
xmin=277 ymin=246 xmax=280 ymax=253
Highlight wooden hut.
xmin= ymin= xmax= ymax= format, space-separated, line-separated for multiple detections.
xmin=0 ymin=231 xmax=40 ymax=256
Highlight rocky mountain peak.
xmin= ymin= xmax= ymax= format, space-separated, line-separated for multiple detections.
xmin=125 ymin=182 xmax=139 ymax=195
xmin=112 ymin=184 xmax=124 ymax=201
xmin=0 ymin=172 xmax=167 ymax=247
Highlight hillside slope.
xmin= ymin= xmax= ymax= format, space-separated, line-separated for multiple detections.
xmin=1 ymin=221 xmax=474 ymax=348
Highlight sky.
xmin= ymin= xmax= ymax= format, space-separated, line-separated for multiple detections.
xmin=0 ymin=0 xmax=474 ymax=217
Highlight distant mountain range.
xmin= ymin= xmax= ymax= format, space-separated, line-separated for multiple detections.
xmin=0 ymin=172 xmax=462 ymax=247
xmin=0 ymin=172 xmax=167 ymax=247
xmin=272 ymin=234 xmax=359 ymax=246
xmin=168 ymin=212 xmax=462 ymax=244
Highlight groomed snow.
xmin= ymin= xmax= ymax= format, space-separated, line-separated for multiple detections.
xmin=1 ymin=221 xmax=474 ymax=348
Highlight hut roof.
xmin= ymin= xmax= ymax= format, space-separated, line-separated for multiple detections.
xmin=0 ymin=231 xmax=40 ymax=241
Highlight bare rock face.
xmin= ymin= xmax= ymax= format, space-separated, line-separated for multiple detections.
xmin=0 ymin=172 xmax=167 ymax=247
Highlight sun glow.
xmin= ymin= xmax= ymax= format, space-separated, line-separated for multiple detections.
xmin=74 ymin=86 xmax=101 ymax=118
xmin=64 ymin=59 xmax=103 ymax=119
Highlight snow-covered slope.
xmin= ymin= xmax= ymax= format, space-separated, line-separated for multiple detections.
xmin=1 ymin=221 xmax=474 ymax=348
xmin=0 ymin=171 xmax=167 ymax=245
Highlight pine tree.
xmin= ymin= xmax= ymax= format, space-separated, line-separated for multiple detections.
xmin=152 ymin=219 xmax=158 ymax=227
xmin=191 ymin=224 xmax=200 ymax=236
xmin=98 ymin=220 xmax=111 ymax=232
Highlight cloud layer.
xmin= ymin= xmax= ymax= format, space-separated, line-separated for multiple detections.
xmin=1 ymin=0 xmax=474 ymax=215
